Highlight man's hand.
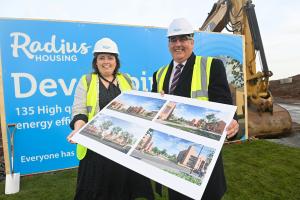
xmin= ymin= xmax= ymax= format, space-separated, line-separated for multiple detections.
xmin=226 ymin=119 xmax=239 ymax=139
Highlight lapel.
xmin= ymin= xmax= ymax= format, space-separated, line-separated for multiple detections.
xmin=163 ymin=61 xmax=174 ymax=94
xmin=170 ymin=53 xmax=196 ymax=95
xmin=177 ymin=54 xmax=195 ymax=86
xmin=163 ymin=53 xmax=196 ymax=95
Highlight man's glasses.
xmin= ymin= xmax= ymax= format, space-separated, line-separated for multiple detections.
xmin=169 ymin=35 xmax=193 ymax=43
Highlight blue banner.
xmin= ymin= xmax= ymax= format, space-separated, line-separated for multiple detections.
xmin=0 ymin=18 xmax=244 ymax=175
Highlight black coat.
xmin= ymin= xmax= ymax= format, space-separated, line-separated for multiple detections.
xmin=71 ymin=80 xmax=154 ymax=200
xmin=152 ymin=53 xmax=232 ymax=200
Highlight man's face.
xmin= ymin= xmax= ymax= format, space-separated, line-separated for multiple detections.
xmin=168 ymin=35 xmax=194 ymax=63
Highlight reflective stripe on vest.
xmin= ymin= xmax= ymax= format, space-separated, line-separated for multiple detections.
xmin=156 ymin=56 xmax=213 ymax=101
xmin=117 ymin=73 xmax=133 ymax=91
xmin=86 ymin=74 xmax=98 ymax=120
xmin=76 ymin=73 xmax=133 ymax=160
xmin=156 ymin=65 xmax=169 ymax=92
xmin=191 ymin=56 xmax=212 ymax=101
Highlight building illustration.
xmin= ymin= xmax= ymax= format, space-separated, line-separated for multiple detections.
xmin=136 ymin=131 xmax=153 ymax=152
xmin=157 ymin=102 xmax=226 ymax=135
xmin=109 ymin=101 xmax=156 ymax=118
xmin=177 ymin=145 xmax=207 ymax=173
xmin=109 ymin=101 xmax=128 ymax=111
xmin=159 ymin=102 xmax=176 ymax=120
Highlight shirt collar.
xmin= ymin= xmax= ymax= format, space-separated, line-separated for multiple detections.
xmin=173 ymin=60 xmax=187 ymax=68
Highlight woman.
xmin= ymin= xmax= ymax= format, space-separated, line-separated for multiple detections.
xmin=67 ymin=38 xmax=153 ymax=200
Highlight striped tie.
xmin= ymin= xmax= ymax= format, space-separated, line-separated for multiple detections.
xmin=170 ymin=64 xmax=184 ymax=94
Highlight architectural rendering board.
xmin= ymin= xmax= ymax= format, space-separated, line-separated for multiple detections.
xmin=71 ymin=90 xmax=236 ymax=200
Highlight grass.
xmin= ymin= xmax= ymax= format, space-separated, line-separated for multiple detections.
xmin=0 ymin=140 xmax=299 ymax=200
xmin=163 ymin=169 xmax=202 ymax=186
xmin=222 ymin=140 xmax=300 ymax=200
xmin=0 ymin=169 xmax=77 ymax=200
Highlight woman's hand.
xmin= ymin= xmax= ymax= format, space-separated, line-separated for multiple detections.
xmin=66 ymin=120 xmax=86 ymax=144
xmin=67 ymin=130 xmax=77 ymax=144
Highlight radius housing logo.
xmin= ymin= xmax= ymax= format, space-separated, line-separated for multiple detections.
xmin=10 ymin=32 xmax=92 ymax=62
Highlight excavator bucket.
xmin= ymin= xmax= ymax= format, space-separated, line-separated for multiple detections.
xmin=248 ymin=104 xmax=292 ymax=137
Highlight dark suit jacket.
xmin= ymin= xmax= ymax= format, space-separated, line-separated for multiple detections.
xmin=152 ymin=53 xmax=232 ymax=200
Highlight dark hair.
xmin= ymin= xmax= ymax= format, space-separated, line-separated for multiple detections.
xmin=168 ymin=33 xmax=194 ymax=40
xmin=92 ymin=53 xmax=120 ymax=76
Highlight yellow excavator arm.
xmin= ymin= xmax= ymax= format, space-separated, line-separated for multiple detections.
xmin=200 ymin=0 xmax=292 ymax=137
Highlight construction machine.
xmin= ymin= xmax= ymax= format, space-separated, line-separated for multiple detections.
xmin=200 ymin=0 xmax=292 ymax=137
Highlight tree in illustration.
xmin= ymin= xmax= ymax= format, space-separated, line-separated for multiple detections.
xmin=98 ymin=120 xmax=113 ymax=137
xmin=111 ymin=126 xmax=122 ymax=138
xmin=205 ymin=113 xmax=218 ymax=123
xmin=218 ymin=55 xmax=244 ymax=88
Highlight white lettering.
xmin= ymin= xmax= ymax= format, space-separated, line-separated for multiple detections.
xmin=33 ymin=54 xmax=77 ymax=62
xmin=16 ymin=120 xmax=53 ymax=130
xmin=58 ymin=79 xmax=77 ymax=96
xmin=60 ymin=150 xmax=75 ymax=158
xmin=64 ymin=106 xmax=71 ymax=114
xmin=11 ymin=73 xmax=78 ymax=98
xmin=11 ymin=72 xmax=37 ymax=98
xmin=39 ymin=79 xmax=57 ymax=97
xmin=130 ymin=70 xmax=153 ymax=91
xmin=131 ymin=77 xmax=140 ymax=90
xmin=10 ymin=32 xmax=33 ymax=59
xmin=55 ymin=116 xmax=71 ymax=126
xmin=10 ymin=32 xmax=91 ymax=61
xmin=30 ymin=41 xmax=41 ymax=53
xmin=37 ymin=105 xmax=62 ymax=116
xmin=21 ymin=153 xmax=59 ymax=163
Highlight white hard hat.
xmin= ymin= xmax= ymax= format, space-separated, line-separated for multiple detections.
xmin=93 ymin=38 xmax=119 ymax=55
xmin=167 ymin=18 xmax=194 ymax=37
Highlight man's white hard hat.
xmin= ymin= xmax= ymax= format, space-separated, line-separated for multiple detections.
xmin=93 ymin=38 xmax=119 ymax=55
xmin=167 ymin=18 xmax=194 ymax=37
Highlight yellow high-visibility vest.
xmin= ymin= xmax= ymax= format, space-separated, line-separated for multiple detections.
xmin=76 ymin=72 xmax=133 ymax=160
xmin=156 ymin=56 xmax=213 ymax=101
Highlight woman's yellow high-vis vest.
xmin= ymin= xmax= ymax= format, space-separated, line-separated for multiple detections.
xmin=76 ymin=72 xmax=133 ymax=160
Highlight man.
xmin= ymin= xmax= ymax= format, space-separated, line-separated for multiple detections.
xmin=151 ymin=18 xmax=239 ymax=200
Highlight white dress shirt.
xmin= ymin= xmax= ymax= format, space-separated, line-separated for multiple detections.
xmin=168 ymin=60 xmax=187 ymax=91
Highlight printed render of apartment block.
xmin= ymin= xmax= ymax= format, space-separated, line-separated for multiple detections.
xmin=136 ymin=132 xmax=153 ymax=152
xmin=127 ymin=106 xmax=146 ymax=115
xmin=177 ymin=145 xmax=207 ymax=172
xmin=110 ymin=101 xmax=126 ymax=110
xmin=159 ymin=102 xmax=176 ymax=120
xmin=206 ymin=120 xmax=226 ymax=134
xmin=190 ymin=118 xmax=206 ymax=128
